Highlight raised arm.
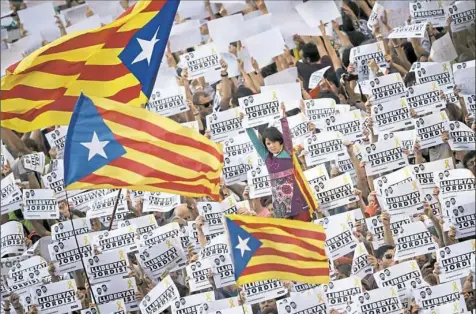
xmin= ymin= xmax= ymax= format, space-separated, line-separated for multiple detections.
xmin=246 ymin=128 xmax=267 ymax=161
xmin=280 ymin=116 xmax=293 ymax=153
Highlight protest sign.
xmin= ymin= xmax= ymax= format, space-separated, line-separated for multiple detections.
xmin=413 ymin=280 xmax=467 ymax=312
xmin=41 ymin=161 xmax=81 ymax=202
xmin=373 ymin=166 xmax=415 ymax=197
xmin=463 ymin=94 xmax=476 ymax=117
xmin=52 ymin=218 xmax=91 ymax=243
xmin=324 ymin=110 xmax=363 ymax=142
xmin=181 ymin=44 xmax=221 ymax=80
xmin=198 ymin=197 xmax=238 ymax=234
xmin=69 ymin=189 xmax=108 ymax=212
xmin=171 ymin=292 xmax=215 ymax=314
xmin=142 ymin=191 xmax=181 ymax=213
xmin=223 ymin=132 xmax=254 ymax=158
xmin=349 ymin=42 xmax=386 ymax=81
xmin=182 ymin=120 xmax=200 ymax=132
xmin=48 ymin=235 xmax=93 ymax=274
xmin=263 ymin=67 xmax=298 ymax=86
xmin=410 ymin=1 xmax=446 ymax=26
xmin=372 ymin=98 xmax=412 ymax=134
xmin=413 ymin=157 xmax=454 ymax=192
xmin=211 ymin=254 xmax=235 ymax=288
xmin=169 ymin=19 xmax=202 ymax=53
xmin=118 ymin=214 xmax=158 ymax=236
xmin=313 ymin=173 xmax=358 ymax=211
xmin=140 ymin=275 xmax=180 ymax=314
xmin=8 ymin=255 xmax=48 ymax=286
xmin=357 ymin=138 xmax=409 ymax=177
xmin=186 ymin=259 xmax=213 ymax=292
xmin=262 ymin=82 xmax=302 ymax=110
xmin=367 ymin=3 xmax=385 ymax=29
xmin=1 ymin=255 xmax=28 ymax=277
xmin=200 ymin=234 xmax=229 ymax=260
xmin=82 ymin=299 xmax=127 ymax=314
xmin=309 ymin=66 xmax=331 ymax=89
xmin=322 ymin=222 xmax=358 ymax=260
xmin=388 ymin=22 xmax=428 ymax=38
xmin=22 ymin=152 xmax=45 ymax=174
xmin=283 ymin=112 xmax=310 ymax=147
xmin=243 ymin=28 xmax=285 ymax=68
xmin=277 ymin=290 xmax=328 ymax=314
xmin=430 ymin=33 xmax=458 ymax=62
xmin=1 ymin=173 xmax=22 ymax=215
xmin=382 ymin=180 xmax=425 ymax=217
xmin=242 ymin=280 xmax=288 ymax=304
xmin=351 ymin=286 xmax=402 ymax=314
xmin=414 ymin=111 xmax=449 ymax=150
xmin=239 ymin=92 xmax=281 ymax=128
xmin=207 ymin=108 xmax=244 ymax=143
xmin=1 ymin=144 xmax=14 ymax=168
xmin=146 ymin=86 xmax=189 ymax=117
xmin=370 ymin=73 xmax=406 ymax=104
xmin=45 ymin=126 xmax=68 ymax=159
xmin=28 ymin=279 xmax=82 ymax=314
xmin=322 ymin=276 xmax=362 ymax=313
xmin=93 ymin=225 xmax=138 ymax=254
xmin=446 ymin=200 xmax=476 ymax=239
xmin=448 ymin=1 xmax=476 ymax=33
xmin=247 ymin=165 xmax=272 ymax=199
xmin=374 ymin=260 xmax=422 ymax=299
xmin=381 ymin=130 xmax=417 ymax=155
xmin=437 ymin=239 xmax=475 ymax=283
xmin=1 ymin=221 xmax=25 ymax=257
xmin=23 ymin=189 xmax=59 ymax=220
xmin=446 ymin=120 xmax=475 ymax=151
xmin=405 ymin=81 xmax=445 ymax=115
xmin=454 ymin=64 xmax=475 ymax=95
xmin=434 ymin=168 xmax=475 ymax=201
xmin=303 ymin=98 xmax=336 ymax=125
xmin=366 ymin=214 xmax=411 ymax=246
xmin=141 ymin=222 xmax=183 ymax=247
xmin=304 ymin=131 xmax=345 ymax=166
xmin=87 ymin=189 xmax=128 ymax=218
xmin=222 ymin=155 xmax=252 ymax=185
xmin=394 ymin=221 xmax=438 ymax=261
xmin=415 ymin=61 xmax=455 ymax=91
xmin=351 ymin=242 xmax=373 ymax=278
xmin=289 ymin=283 xmax=322 ymax=296
xmin=92 ymin=276 xmax=139 ymax=312
xmin=304 ymin=164 xmax=329 ymax=188
xmin=84 ymin=249 xmax=130 ymax=285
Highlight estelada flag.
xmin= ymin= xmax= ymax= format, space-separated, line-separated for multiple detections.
xmin=1 ymin=0 xmax=178 ymax=132
xmin=63 ymin=93 xmax=223 ymax=200
xmin=225 ymin=214 xmax=329 ymax=285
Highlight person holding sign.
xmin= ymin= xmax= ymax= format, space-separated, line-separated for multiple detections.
xmin=241 ymin=104 xmax=318 ymax=221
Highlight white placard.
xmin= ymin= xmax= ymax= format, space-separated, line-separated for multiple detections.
xmin=198 ymin=197 xmax=238 ymax=235
xmin=48 ymin=235 xmax=93 ymax=274
xmin=181 ymin=44 xmax=221 ymax=80
xmin=366 ymin=214 xmax=412 ymax=246
xmin=8 ymin=255 xmax=48 ymax=286
xmin=304 ymin=131 xmax=345 ymax=166
xmin=169 ymin=20 xmax=202 ymax=53
xmin=383 ymin=180 xmax=425 ymax=216
xmin=357 ymin=138 xmax=409 ymax=176
xmin=82 ymin=299 xmax=127 ymax=314
xmin=313 ymin=173 xmax=358 ymax=211
xmin=223 ymin=132 xmax=254 ymax=158
xmin=322 ymin=276 xmax=362 ymax=313
xmin=430 ymin=33 xmax=458 ymax=62
xmin=263 ymin=67 xmax=298 ymax=86
xmin=410 ymin=1 xmax=446 ymax=26
xmin=186 ymin=258 xmax=213 ymax=292
xmin=308 ymin=66 xmax=331 ymax=90
xmin=434 ymin=168 xmax=475 ymax=201
xmin=372 ymin=98 xmax=412 ymax=134
xmin=1 ymin=144 xmax=14 ymax=167
xmin=437 ymin=239 xmax=475 ymax=283
xmin=22 ymin=152 xmax=45 ymax=174
xmin=277 ymin=289 xmax=328 ymax=314
xmin=92 ymin=276 xmax=139 ymax=312
xmin=295 ymin=0 xmax=341 ymax=27
xmin=23 ymin=189 xmax=59 ymax=220
xmin=242 ymin=280 xmax=287 ymax=304
xmin=262 ymin=82 xmax=302 ymax=111
xmin=367 ymin=3 xmax=385 ymax=29
xmin=146 ymin=86 xmax=189 ymax=117
xmin=321 ymin=222 xmax=358 ymax=260
xmin=69 ymin=189 xmax=108 ymax=212
xmin=182 ymin=120 xmax=200 ymax=132
xmin=448 ymin=1 xmax=476 ymax=33
xmin=351 ymin=286 xmax=402 ymax=314
xmin=1 ymin=173 xmax=22 ymax=215
xmin=374 ymin=260 xmax=422 ymax=299
xmin=303 ymin=98 xmax=336 ymax=124
xmin=142 ymin=191 xmax=181 ymax=213
xmin=415 ymin=61 xmax=455 ymax=91
xmin=29 ymin=279 xmax=82 ymax=314
xmin=448 ymin=201 xmax=476 ymax=239
xmin=206 ymin=108 xmax=244 ymax=143
xmin=304 ymin=164 xmax=329 ymax=187
xmin=1 ymin=221 xmax=25 ymax=257
xmin=405 ymin=81 xmax=445 ymax=115
xmin=242 ymin=28 xmax=285 ymax=68
xmin=414 ymin=110 xmax=449 ymax=149
xmin=412 ymin=157 xmax=454 ymax=192
xmin=413 ymin=280 xmax=467 ymax=312
xmin=140 ymin=222 xmax=184 ymax=248
xmin=374 ymin=166 xmax=415 ymax=197
xmin=388 ymin=22 xmax=428 ymax=38
xmin=87 ymin=189 xmax=128 ymax=218
xmin=171 ymin=291 xmax=215 ymax=314
xmin=200 ymin=234 xmax=229 ymax=260
xmin=394 ymin=221 xmax=438 ymax=261
xmin=140 ymin=275 xmax=180 ymax=314
xmin=211 ymin=253 xmax=236 ymax=288
xmin=65 ymin=14 xmax=101 ymax=34
xmin=247 ymin=165 xmax=272 ymax=199
xmin=84 ymin=249 xmax=130 ymax=285
xmin=351 ymin=242 xmax=374 ymax=278
xmin=286 ymin=113 xmax=311 ymax=147
xmin=41 ymin=161 xmax=82 ymax=202
xmin=324 ymin=110 xmax=363 ymax=142
xmin=349 ymin=42 xmax=386 ymax=81
xmin=455 ymin=65 xmax=476 ymax=95
xmin=381 ymin=130 xmax=417 ymax=155
xmin=370 ymin=73 xmax=406 ymax=104
xmin=93 ymin=225 xmax=138 ymax=254
xmin=239 ymin=92 xmax=281 ymax=128
xmin=119 ymin=214 xmax=158 ymax=236
xmin=45 ymin=126 xmax=68 ymax=159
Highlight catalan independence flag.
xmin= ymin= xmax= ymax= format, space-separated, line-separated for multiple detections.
xmin=292 ymin=153 xmax=319 ymax=218
xmin=63 ymin=94 xmax=223 ymax=199
xmin=225 ymin=215 xmax=329 ymax=285
xmin=1 ymin=0 xmax=178 ymax=132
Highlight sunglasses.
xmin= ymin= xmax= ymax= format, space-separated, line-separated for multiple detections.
xmin=200 ymin=101 xmax=212 ymax=108
xmin=384 ymin=254 xmax=393 ymax=260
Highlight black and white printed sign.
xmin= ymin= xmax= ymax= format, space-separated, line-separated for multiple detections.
xmin=324 ymin=110 xmax=363 ymax=142
xmin=201 ymin=296 xmax=240 ymax=313
xmin=413 ymin=280 xmax=467 ymax=312
xmin=171 ymin=292 xmax=215 ymax=314
xmin=357 ymin=138 xmax=409 ymax=176
xmin=304 ymin=131 xmax=345 ymax=166
xmin=447 ymin=201 xmax=476 ymax=239
xmin=69 ymin=189 xmax=108 ymax=212
xmin=370 ymin=73 xmax=406 ymax=104
xmin=186 ymin=259 xmax=213 ymax=292
xmin=372 ymin=98 xmax=412 ymax=134
xmin=200 ymin=234 xmax=229 ymax=260
xmin=410 ymin=1 xmax=446 ymax=26
xmin=45 ymin=127 xmax=68 ymax=159
xmin=143 ymin=191 xmax=181 ymax=213
xmin=87 ymin=189 xmax=128 ymax=218
xmin=388 ymin=22 xmax=428 ymax=38
xmin=1 ymin=173 xmax=22 ymax=215
xmin=141 ymin=222 xmax=190 ymax=252
xmin=247 ymin=165 xmax=272 ymax=199
xmin=1 ymin=255 xmax=28 ymax=277
xmin=1 ymin=221 xmax=25 ymax=257
xmin=303 ymin=98 xmax=336 ymax=125
xmin=434 ymin=168 xmax=475 ymax=201
xmin=1 ymin=143 xmax=14 ymax=168
xmin=84 ymin=249 xmax=130 ymax=285
xmin=309 ymin=66 xmax=332 ymax=89
xmin=322 ymin=276 xmax=362 ymax=313
xmin=51 ymin=218 xmax=91 ymax=241
xmin=277 ymin=290 xmax=328 ymax=314
xmin=313 ymin=173 xmax=358 ymax=211
xmin=119 ymin=214 xmax=158 ymax=236
xmin=413 ymin=158 xmax=454 ymax=192
xmin=92 ymin=276 xmax=139 ymax=312
xmin=366 ymin=214 xmax=412 ymax=246
xmin=8 ymin=255 xmax=48 ymax=286
xmin=287 ymin=113 xmax=311 ymax=147
xmin=82 ymin=299 xmax=127 ymax=314
xmin=242 ymin=280 xmax=288 ymax=304
xmin=446 ymin=120 xmax=475 ymax=151
xmin=48 ymin=235 xmax=93 ymax=274
xmin=349 ymin=42 xmax=386 ymax=81
xmin=93 ymin=225 xmax=138 ymax=253
xmin=198 ymin=197 xmax=238 ymax=234
xmin=211 ymin=254 xmax=235 ymax=288
xmin=207 ymin=108 xmax=244 ymax=143
xmin=437 ymin=239 xmax=475 ymax=283
xmin=138 ymin=237 xmax=186 ymax=281
xmin=373 ymin=166 xmax=415 ymax=197
xmin=321 ymin=221 xmax=358 ymax=260
xmin=394 ymin=221 xmax=438 ymax=261
xmin=415 ymin=61 xmax=455 ymax=91
xmin=29 ymin=279 xmax=82 ymax=314
xmin=223 ymin=133 xmax=254 ymax=158
xmin=222 ymin=155 xmax=252 ymax=185
xmin=23 ymin=189 xmax=59 ymax=220
xmin=351 ymin=286 xmax=402 ymax=314
xmin=239 ymin=92 xmax=281 ymax=128
xmin=383 ymin=180 xmax=425 ymax=217
xmin=41 ymin=161 xmax=82 ymax=202
xmin=448 ymin=1 xmax=476 ymax=33
xmin=181 ymin=44 xmax=221 ymax=80
xmin=380 ymin=130 xmax=417 ymax=155
xmin=304 ymin=164 xmax=329 ymax=188
xmin=140 ymin=275 xmax=180 ymax=314
xmin=208 ymin=305 xmax=252 ymax=314
xmin=22 ymin=152 xmax=45 ymax=173
xmin=146 ymin=86 xmax=189 ymax=117
xmin=414 ymin=111 xmax=449 ymax=149
xmin=351 ymin=242 xmax=373 ymax=278
xmin=405 ymin=81 xmax=445 ymax=115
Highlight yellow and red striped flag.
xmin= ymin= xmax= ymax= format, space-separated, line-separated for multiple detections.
xmin=63 ymin=94 xmax=223 ymax=200
xmin=1 ymin=0 xmax=178 ymax=132
xmin=225 ymin=214 xmax=329 ymax=285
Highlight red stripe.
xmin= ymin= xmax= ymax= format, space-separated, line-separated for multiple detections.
xmin=106 ymin=84 xmax=142 ymax=103
xmin=1 ymin=96 xmax=77 ymax=121
xmin=114 ymin=135 xmax=219 ymax=174
xmin=79 ymin=173 xmax=217 ymax=197
xmin=20 ymin=60 xmax=85 ymax=76
xmin=294 ymin=165 xmax=317 ymax=211
xmin=108 ymin=157 xmax=221 ymax=184
xmin=233 ymin=220 xmax=326 ymax=242
xmin=254 ymin=247 xmax=317 ymax=262
xmin=77 ymin=64 xmax=131 ymax=81
xmin=102 ymin=29 xmax=138 ymax=49
xmin=249 ymin=232 xmax=326 ymax=257
xmin=241 ymin=263 xmax=329 ymax=277
xmin=6 ymin=61 xmax=21 ymax=74
xmin=96 ymin=107 xmax=223 ymax=161
xmin=1 ymin=85 xmax=67 ymax=101
xmin=142 ymin=0 xmax=166 ymax=12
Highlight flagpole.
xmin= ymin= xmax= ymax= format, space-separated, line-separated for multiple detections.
xmin=108 ymin=189 xmax=123 ymax=231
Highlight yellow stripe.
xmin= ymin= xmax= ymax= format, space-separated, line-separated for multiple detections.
xmin=237 ymin=272 xmax=329 ymax=286
xmin=1 ymin=99 xmax=54 ymax=113
xmin=64 ymin=73 xmax=138 ymax=97
xmin=257 ymin=239 xmax=326 ymax=261
xmin=2 ymin=72 xmax=78 ymax=90
xmin=1 ymin=112 xmax=72 ymax=132
xmin=248 ymin=255 xmax=328 ymax=269
xmin=228 ymin=214 xmax=325 ymax=233
xmin=85 ymin=49 xmax=123 ymax=65
xmin=104 ymin=120 xmax=223 ymax=169
xmin=118 ymin=11 xmax=157 ymax=31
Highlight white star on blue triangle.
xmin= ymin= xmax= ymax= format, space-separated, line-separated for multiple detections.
xmin=225 ymin=217 xmax=262 ymax=280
